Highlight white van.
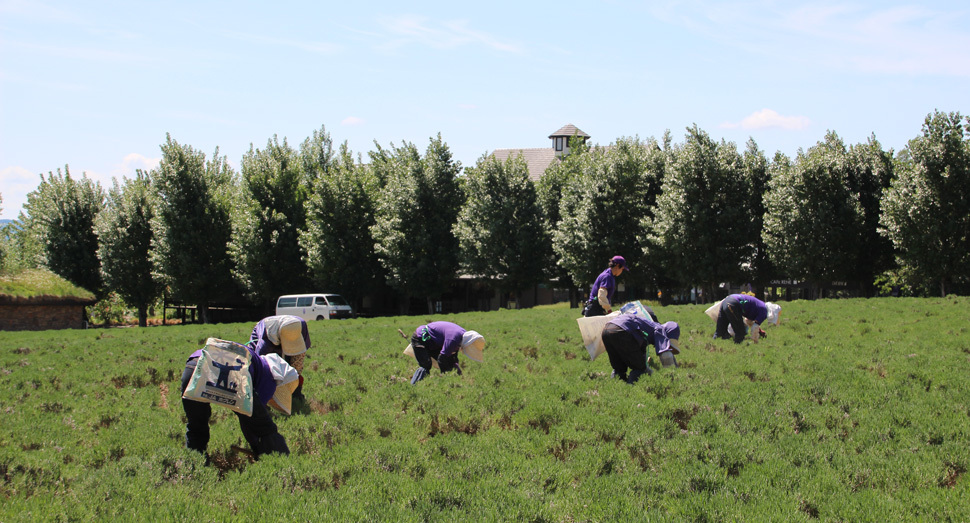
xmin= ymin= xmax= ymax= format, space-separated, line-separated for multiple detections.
xmin=275 ymin=294 xmax=354 ymax=321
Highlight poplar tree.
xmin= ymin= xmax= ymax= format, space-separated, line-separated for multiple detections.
xmin=21 ymin=166 xmax=105 ymax=297
xmin=763 ymin=132 xmax=865 ymax=297
xmin=555 ymin=136 xmax=663 ymax=294
xmin=370 ymin=135 xmax=462 ymax=313
xmin=96 ymin=171 xmax=162 ymax=326
xmin=881 ymin=110 xmax=970 ymax=296
xmin=152 ymin=134 xmax=236 ymax=323
xmin=301 ymin=140 xmax=382 ymax=310
xmin=231 ymin=135 xmax=311 ymax=311
xmin=454 ymin=153 xmax=545 ymax=304
xmin=644 ymin=127 xmax=751 ymax=299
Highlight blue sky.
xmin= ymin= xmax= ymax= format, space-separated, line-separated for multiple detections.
xmin=1 ymin=0 xmax=968 ymax=219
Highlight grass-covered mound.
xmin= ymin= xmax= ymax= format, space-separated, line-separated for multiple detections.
xmin=0 ymin=298 xmax=968 ymax=521
xmin=0 ymin=268 xmax=95 ymax=301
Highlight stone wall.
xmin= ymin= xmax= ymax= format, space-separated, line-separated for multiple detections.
xmin=0 ymin=303 xmax=89 ymax=331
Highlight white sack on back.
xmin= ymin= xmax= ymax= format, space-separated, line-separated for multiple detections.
xmin=404 ymin=344 xmax=440 ymax=369
xmin=576 ymin=311 xmax=621 ymax=361
xmin=705 ymin=300 xmax=723 ymax=322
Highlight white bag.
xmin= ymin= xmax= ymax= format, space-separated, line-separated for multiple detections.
xmin=705 ymin=299 xmax=740 ymax=336
xmin=576 ymin=312 xmax=620 ymax=361
xmin=705 ymin=300 xmax=723 ymax=321
xmin=404 ymin=344 xmax=439 ymax=369
xmin=182 ymin=338 xmax=254 ymax=417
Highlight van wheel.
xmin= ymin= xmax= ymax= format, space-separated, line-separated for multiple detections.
xmin=316 ymin=315 xmax=325 ymax=321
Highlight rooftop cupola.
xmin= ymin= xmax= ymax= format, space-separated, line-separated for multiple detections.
xmin=549 ymin=124 xmax=590 ymax=158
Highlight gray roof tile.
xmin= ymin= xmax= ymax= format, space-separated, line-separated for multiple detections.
xmin=491 ymin=148 xmax=560 ymax=181
xmin=548 ymin=124 xmax=589 ymax=139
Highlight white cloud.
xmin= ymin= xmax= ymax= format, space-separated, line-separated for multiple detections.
xmin=341 ymin=116 xmax=365 ymax=126
xmin=0 ymin=163 xmax=145 ymax=219
xmin=111 ymin=153 xmax=160 ymax=179
xmin=721 ymin=109 xmax=811 ymax=131
xmin=376 ymin=15 xmax=520 ymax=53
xmin=646 ymin=2 xmax=970 ymax=77
xmin=0 ymin=166 xmax=40 ymax=219
xmin=2 ymin=38 xmax=142 ymax=63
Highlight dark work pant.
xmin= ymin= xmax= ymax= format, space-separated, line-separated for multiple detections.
xmin=601 ymin=323 xmax=651 ymax=384
xmin=583 ymin=300 xmax=606 ymax=317
xmin=409 ymin=334 xmax=458 ymax=384
xmin=716 ymin=296 xmax=747 ymax=344
xmin=180 ymin=358 xmax=289 ymax=458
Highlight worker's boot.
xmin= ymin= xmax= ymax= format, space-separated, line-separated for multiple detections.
xmin=659 ymin=352 xmax=678 ymax=368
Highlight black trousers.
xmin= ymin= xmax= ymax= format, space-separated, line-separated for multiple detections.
xmin=583 ymin=300 xmax=607 ymax=317
xmin=601 ymin=323 xmax=651 ymax=384
xmin=716 ymin=295 xmax=747 ymax=343
xmin=180 ymin=358 xmax=289 ymax=458
xmin=409 ymin=334 xmax=458 ymax=384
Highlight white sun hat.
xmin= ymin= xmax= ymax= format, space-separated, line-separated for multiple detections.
xmin=765 ymin=302 xmax=782 ymax=326
xmin=263 ymin=353 xmax=300 ymax=415
xmin=266 ymin=315 xmax=307 ymax=356
xmin=460 ymin=330 xmax=485 ymax=362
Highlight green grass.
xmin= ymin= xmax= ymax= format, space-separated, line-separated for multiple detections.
xmin=0 ymin=268 xmax=95 ymax=300
xmin=1 ymin=298 xmax=968 ymax=521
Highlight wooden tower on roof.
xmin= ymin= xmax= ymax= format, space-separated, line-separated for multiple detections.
xmin=549 ymin=124 xmax=590 ymax=158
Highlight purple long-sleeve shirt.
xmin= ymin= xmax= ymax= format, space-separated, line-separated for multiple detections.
xmin=187 ymin=345 xmax=275 ymax=405
xmin=414 ymin=321 xmax=466 ymax=358
xmin=728 ymin=294 xmax=768 ymax=325
xmin=588 ymin=268 xmax=617 ymax=304
xmin=606 ymin=315 xmax=681 ymax=355
xmin=249 ymin=316 xmax=311 ymax=357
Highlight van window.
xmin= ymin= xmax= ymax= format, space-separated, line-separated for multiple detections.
xmin=325 ymin=294 xmax=349 ymax=306
xmin=296 ymin=297 xmax=313 ymax=307
xmin=277 ymin=297 xmax=297 ymax=308
xmin=315 ymin=297 xmax=329 ymax=306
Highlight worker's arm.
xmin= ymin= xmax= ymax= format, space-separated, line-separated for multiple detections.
xmin=750 ymin=322 xmax=761 ymax=343
xmin=597 ymin=287 xmax=611 ymax=313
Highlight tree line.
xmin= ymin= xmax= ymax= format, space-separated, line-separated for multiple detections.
xmin=1 ymin=110 xmax=967 ymax=325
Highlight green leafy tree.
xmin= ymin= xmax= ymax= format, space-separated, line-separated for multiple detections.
xmin=880 ymin=110 xmax=970 ymax=296
xmin=846 ymin=136 xmax=895 ymax=296
xmin=231 ymin=135 xmax=311 ymax=311
xmin=301 ymin=139 xmax=383 ymax=311
xmin=536 ymin=138 xmax=588 ymax=306
xmin=454 ymin=153 xmax=546 ymax=304
xmin=370 ymin=134 xmax=462 ymax=313
xmin=0 ymin=218 xmax=40 ymax=273
xmin=96 ymin=171 xmax=163 ymax=326
xmin=0 ymin=194 xmax=5 ymax=271
xmin=555 ymin=136 xmax=665 ymax=296
xmin=20 ymin=166 xmax=105 ymax=297
xmin=644 ymin=126 xmax=752 ymax=300
xmin=152 ymin=134 xmax=237 ymax=323
xmin=740 ymin=138 xmax=774 ymax=299
xmin=763 ymin=131 xmax=865 ymax=297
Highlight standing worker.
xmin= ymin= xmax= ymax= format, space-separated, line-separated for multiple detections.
xmin=407 ymin=321 xmax=485 ymax=385
xmin=715 ymin=294 xmax=777 ymax=344
xmin=249 ymin=315 xmax=311 ymax=404
xmin=583 ymin=255 xmax=629 ymax=317
xmin=601 ymin=315 xmax=682 ymax=384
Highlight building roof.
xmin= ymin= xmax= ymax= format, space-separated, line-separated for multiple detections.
xmin=490 ymin=148 xmax=560 ymax=181
xmin=548 ymin=124 xmax=589 ymax=139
